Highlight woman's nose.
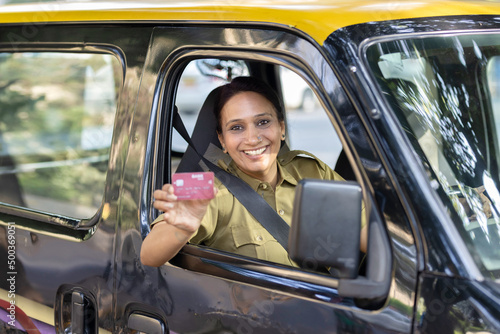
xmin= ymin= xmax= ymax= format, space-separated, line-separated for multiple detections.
xmin=245 ymin=127 xmax=261 ymax=144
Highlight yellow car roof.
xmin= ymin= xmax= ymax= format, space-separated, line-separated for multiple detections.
xmin=1 ymin=0 xmax=500 ymax=43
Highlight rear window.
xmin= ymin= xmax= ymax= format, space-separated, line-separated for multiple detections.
xmin=0 ymin=52 xmax=122 ymax=219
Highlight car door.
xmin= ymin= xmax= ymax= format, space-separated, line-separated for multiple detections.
xmin=125 ymin=25 xmax=420 ymax=333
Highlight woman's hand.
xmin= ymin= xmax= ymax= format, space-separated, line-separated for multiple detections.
xmin=141 ymin=184 xmax=217 ymax=267
xmin=153 ymin=184 xmax=215 ymax=233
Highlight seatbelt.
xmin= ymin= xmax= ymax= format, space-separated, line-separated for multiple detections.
xmin=172 ymin=109 xmax=290 ymax=251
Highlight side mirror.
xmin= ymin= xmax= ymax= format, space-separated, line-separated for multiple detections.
xmin=289 ymin=179 xmax=392 ymax=303
xmin=289 ymin=179 xmax=362 ymax=278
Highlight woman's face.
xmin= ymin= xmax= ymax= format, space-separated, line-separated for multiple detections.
xmin=218 ymin=91 xmax=285 ymax=184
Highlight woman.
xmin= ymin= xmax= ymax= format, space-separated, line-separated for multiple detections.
xmin=141 ymin=76 xmax=366 ymax=267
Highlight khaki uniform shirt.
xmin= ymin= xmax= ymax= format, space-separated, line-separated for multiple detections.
xmin=152 ymin=150 xmax=346 ymax=267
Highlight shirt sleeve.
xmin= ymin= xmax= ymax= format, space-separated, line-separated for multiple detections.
xmin=321 ymin=158 xmax=367 ymax=229
xmin=321 ymin=160 xmax=345 ymax=181
xmin=150 ymin=214 xmax=165 ymax=229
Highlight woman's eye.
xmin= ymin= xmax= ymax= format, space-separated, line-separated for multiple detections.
xmin=257 ymin=119 xmax=270 ymax=127
xmin=229 ymin=125 xmax=243 ymax=131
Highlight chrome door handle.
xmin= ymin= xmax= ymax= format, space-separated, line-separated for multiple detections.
xmin=55 ymin=285 xmax=97 ymax=334
xmin=128 ymin=312 xmax=167 ymax=334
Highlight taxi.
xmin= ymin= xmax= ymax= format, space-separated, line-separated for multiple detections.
xmin=0 ymin=1 xmax=500 ymax=333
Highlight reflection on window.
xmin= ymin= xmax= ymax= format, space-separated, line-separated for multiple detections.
xmin=487 ymin=56 xmax=500 ymax=163
xmin=366 ymin=35 xmax=500 ymax=277
xmin=0 ymin=52 xmax=122 ymax=219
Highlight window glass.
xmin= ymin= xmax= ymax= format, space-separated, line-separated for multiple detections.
xmin=487 ymin=56 xmax=500 ymax=154
xmin=366 ymin=34 xmax=500 ymax=278
xmin=0 ymin=52 xmax=122 ymax=219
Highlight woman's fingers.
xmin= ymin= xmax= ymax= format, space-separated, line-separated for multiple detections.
xmin=151 ymin=183 xmax=219 ymax=233
xmin=153 ymin=185 xmax=178 ymax=213
xmin=153 ymin=200 xmax=174 ymax=212
xmin=153 ymin=183 xmax=216 ymax=219
xmin=154 ymin=186 xmax=177 ymax=201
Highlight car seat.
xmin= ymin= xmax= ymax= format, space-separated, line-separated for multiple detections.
xmin=175 ymin=86 xmax=228 ymax=173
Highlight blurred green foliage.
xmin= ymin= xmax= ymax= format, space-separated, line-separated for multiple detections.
xmin=0 ymin=52 xmax=122 ymax=218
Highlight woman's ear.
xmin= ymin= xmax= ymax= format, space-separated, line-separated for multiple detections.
xmin=218 ymin=132 xmax=226 ymax=153
xmin=280 ymin=121 xmax=286 ymax=139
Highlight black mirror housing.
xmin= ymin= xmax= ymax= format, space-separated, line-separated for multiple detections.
xmin=289 ymin=179 xmax=362 ymax=279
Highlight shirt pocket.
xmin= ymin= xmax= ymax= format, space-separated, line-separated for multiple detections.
xmin=231 ymin=224 xmax=271 ymax=247
xmin=231 ymin=225 xmax=279 ymax=261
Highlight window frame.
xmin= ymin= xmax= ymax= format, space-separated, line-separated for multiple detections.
xmin=139 ymin=24 xmax=405 ymax=308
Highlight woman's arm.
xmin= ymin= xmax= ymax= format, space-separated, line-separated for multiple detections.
xmin=140 ymin=184 xmax=215 ymax=267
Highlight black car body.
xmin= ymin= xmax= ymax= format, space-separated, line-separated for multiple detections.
xmin=0 ymin=1 xmax=499 ymax=333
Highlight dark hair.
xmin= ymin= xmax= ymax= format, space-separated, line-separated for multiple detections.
xmin=215 ymin=76 xmax=284 ymax=133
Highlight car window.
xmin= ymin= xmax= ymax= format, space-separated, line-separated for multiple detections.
xmin=0 ymin=52 xmax=122 ymax=219
xmin=171 ymin=60 xmax=239 ymax=157
xmin=169 ymin=59 xmax=345 ymax=270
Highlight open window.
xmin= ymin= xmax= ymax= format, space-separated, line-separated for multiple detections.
xmin=153 ymin=55 xmax=390 ymax=307
xmin=169 ymin=58 xmax=355 ymax=268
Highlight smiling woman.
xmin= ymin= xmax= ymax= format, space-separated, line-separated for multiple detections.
xmin=216 ymin=78 xmax=286 ymax=188
xmin=140 ymin=76 xmax=358 ymax=268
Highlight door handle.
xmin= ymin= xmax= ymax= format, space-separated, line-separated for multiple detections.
xmin=128 ymin=312 xmax=167 ymax=334
xmin=71 ymin=291 xmax=85 ymax=334
xmin=55 ymin=285 xmax=97 ymax=334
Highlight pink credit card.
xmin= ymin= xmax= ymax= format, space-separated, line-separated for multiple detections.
xmin=172 ymin=172 xmax=215 ymax=200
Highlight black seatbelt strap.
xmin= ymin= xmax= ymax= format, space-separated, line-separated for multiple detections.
xmin=172 ymin=109 xmax=290 ymax=251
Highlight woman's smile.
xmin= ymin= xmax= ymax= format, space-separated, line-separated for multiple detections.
xmin=243 ymin=146 xmax=267 ymax=156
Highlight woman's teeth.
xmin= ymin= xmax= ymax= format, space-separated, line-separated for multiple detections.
xmin=244 ymin=147 xmax=266 ymax=156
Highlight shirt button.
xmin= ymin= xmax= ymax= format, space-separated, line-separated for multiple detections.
xmin=278 ymin=210 xmax=284 ymax=215
xmin=261 ymin=184 xmax=268 ymax=189
xmin=256 ymin=235 xmax=263 ymax=241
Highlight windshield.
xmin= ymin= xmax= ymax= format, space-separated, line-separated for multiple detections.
xmin=365 ymin=33 xmax=500 ymax=279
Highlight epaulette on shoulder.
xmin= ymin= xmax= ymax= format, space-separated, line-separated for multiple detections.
xmin=278 ymin=150 xmax=325 ymax=169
